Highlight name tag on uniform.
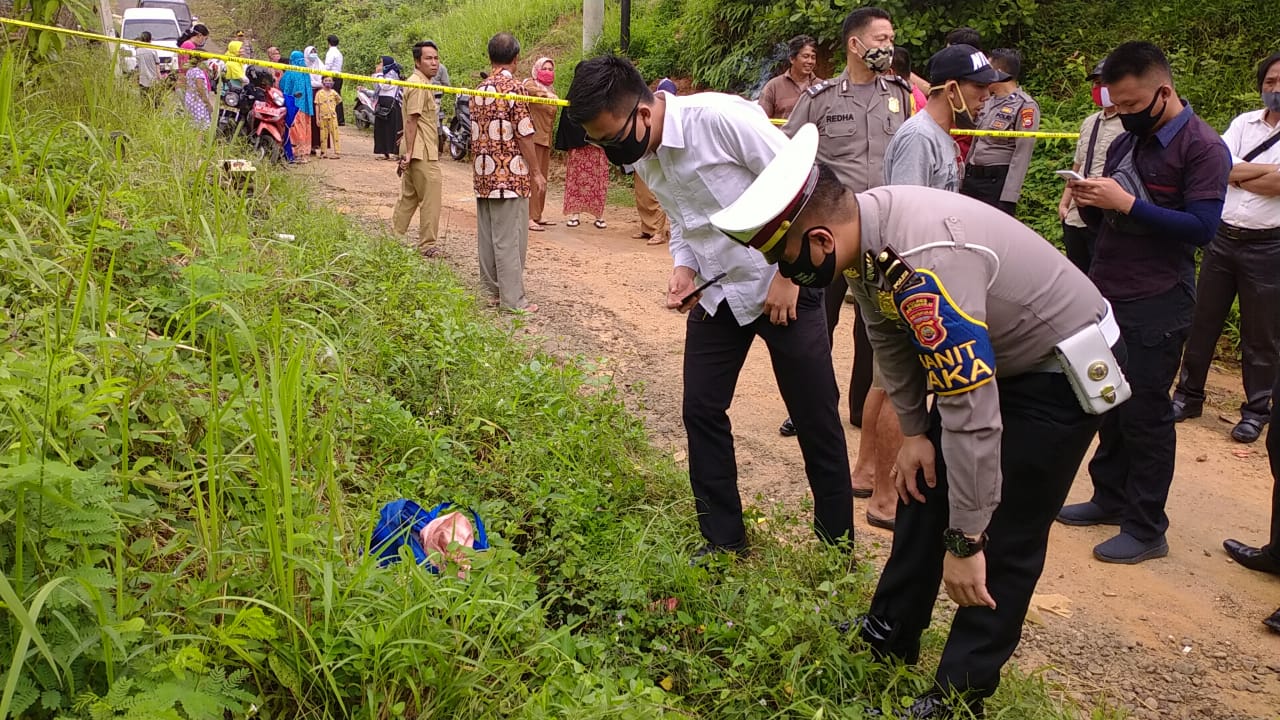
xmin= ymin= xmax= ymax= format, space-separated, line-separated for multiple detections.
xmin=893 ymin=269 xmax=996 ymax=396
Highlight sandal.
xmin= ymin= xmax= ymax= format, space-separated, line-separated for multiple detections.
xmin=646 ymin=235 xmax=667 ymax=246
xmin=865 ymin=511 xmax=896 ymax=532
xmin=528 ymin=222 xmax=545 ymax=232
xmin=632 ymin=231 xmax=653 ymax=240
xmin=594 ymin=219 xmax=607 ymax=229
xmin=538 ymin=220 xmax=557 ymax=226
xmin=565 ymin=218 xmax=580 ymax=227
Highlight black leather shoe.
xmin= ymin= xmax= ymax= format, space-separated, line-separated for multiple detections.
xmin=1223 ymin=539 xmax=1280 ymax=576
xmin=689 ymin=542 xmax=749 ymax=566
xmin=864 ymin=694 xmax=983 ymax=719
xmin=1172 ymin=399 xmax=1201 ymax=422
xmin=1230 ymin=418 xmax=1264 ymax=443
xmin=779 ymin=417 xmax=798 ymax=437
xmin=1264 ymin=608 xmax=1280 ymax=634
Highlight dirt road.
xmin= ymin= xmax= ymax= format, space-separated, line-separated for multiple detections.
xmin=300 ymin=125 xmax=1280 ymax=719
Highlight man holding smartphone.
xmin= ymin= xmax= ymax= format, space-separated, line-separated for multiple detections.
xmin=566 ymin=56 xmax=854 ymax=561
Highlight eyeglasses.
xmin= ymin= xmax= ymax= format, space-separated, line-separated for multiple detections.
xmin=586 ymin=97 xmax=641 ymax=148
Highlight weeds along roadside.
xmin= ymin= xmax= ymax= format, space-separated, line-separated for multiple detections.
xmin=0 ymin=47 xmax=1111 ymax=719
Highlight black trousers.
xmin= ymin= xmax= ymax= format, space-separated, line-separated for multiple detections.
xmin=1060 ymin=221 xmax=1096 ymax=276
xmin=683 ymin=292 xmax=853 ymax=547
xmin=1174 ymin=231 xmax=1280 ymax=423
xmin=860 ymin=370 xmax=1104 ymax=700
xmin=333 ymin=76 xmax=345 ymax=125
xmin=310 ymin=87 xmax=322 ymax=150
xmin=1264 ymin=372 xmax=1280 ymax=559
xmin=1090 ymin=285 xmax=1194 ymax=541
xmin=822 ymin=272 xmax=873 ymax=425
xmin=960 ymin=166 xmax=1016 ymax=216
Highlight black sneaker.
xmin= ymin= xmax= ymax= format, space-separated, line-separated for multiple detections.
xmin=778 ymin=417 xmax=798 ymax=437
xmin=689 ymin=542 xmax=750 ymax=566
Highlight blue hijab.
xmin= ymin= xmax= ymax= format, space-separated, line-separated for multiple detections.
xmin=279 ymin=50 xmax=315 ymax=116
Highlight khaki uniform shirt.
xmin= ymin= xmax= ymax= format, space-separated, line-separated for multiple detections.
xmin=783 ymin=70 xmax=914 ymax=193
xmin=401 ymin=69 xmax=439 ymax=162
xmin=847 ymin=186 xmax=1107 ymax=535
xmin=522 ymin=79 xmax=558 ymax=147
xmin=1065 ymin=110 xmax=1124 ymax=227
xmin=758 ymin=71 xmax=820 ymax=120
xmin=967 ymin=88 xmax=1040 ymax=203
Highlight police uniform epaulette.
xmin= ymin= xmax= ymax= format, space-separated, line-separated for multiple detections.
xmin=869 ymin=245 xmax=918 ymax=294
xmin=885 ymin=74 xmax=912 ymax=92
xmin=806 ymin=79 xmax=838 ymax=97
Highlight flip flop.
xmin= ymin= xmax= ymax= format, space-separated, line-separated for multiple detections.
xmin=594 ymin=219 xmax=608 ymax=229
xmin=852 ymin=487 xmax=873 ymax=499
xmin=538 ymin=220 xmax=557 ymax=226
xmin=866 ymin=512 xmax=896 ymax=532
xmin=646 ymin=235 xmax=667 ymax=245
xmin=632 ymin=232 xmax=653 ymax=240
xmin=528 ymin=223 xmax=545 ymax=232
xmin=566 ymin=218 xmax=580 ymax=227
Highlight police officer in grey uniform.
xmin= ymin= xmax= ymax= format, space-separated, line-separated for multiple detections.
xmin=960 ymin=48 xmax=1041 ymax=216
xmin=778 ymin=5 xmax=914 ymax=435
xmin=711 ymin=125 xmax=1129 ymax=718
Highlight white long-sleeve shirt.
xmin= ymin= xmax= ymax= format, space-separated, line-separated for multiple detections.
xmin=635 ymin=92 xmax=788 ymax=325
xmin=325 ymin=46 xmax=344 ymax=73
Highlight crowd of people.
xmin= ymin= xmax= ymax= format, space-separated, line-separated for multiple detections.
xmin=534 ymin=8 xmax=1273 ymax=719
xmin=124 ymin=16 xmax=1279 ymax=714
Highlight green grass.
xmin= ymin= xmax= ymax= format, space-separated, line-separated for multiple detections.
xmin=0 ymin=43 xmax=1125 ymax=719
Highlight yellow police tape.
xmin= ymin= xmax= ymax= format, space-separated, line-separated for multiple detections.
xmin=768 ymin=116 xmax=1080 ymax=139
xmin=0 ymin=15 xmax=569 ymax=107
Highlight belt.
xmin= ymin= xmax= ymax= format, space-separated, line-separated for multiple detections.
xmin=1029 ymin=301 xmax=1121 ymax=374
xmin=1219 ymin=223 xmax=1280 ymax=241
xmin=965 ymin=164 xmax=1010 ymax=179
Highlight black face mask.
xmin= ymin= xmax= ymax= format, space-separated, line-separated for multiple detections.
xmin=1119 ymin=88 xmax=1168 ymax=136
xmin=599 ymin=101 xmax=652 ymax=166
xmin=777 ymin=227 xmax=836 ymax=288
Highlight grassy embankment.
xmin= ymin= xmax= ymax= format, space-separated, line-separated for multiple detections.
xmin=0 ymin=41 xmax=1123 ymax=720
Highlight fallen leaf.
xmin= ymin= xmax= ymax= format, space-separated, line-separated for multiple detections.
xmin=1030 ymin=593 xmax=1073 ymax=619
xmin=673 ymin=449 xmax=687 ymax=462
xmin=1195 ymin=454 xmax=1208 ymax=462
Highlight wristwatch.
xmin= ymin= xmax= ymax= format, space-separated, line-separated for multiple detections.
xmin=943 ymin=528 xmax=987 ymax=558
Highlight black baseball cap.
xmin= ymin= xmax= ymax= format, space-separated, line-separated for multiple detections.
xmin=1087 ymin=60 xmax=1105 ymax=80
xmin=926 ymin=44 xmax=1010 ymax=85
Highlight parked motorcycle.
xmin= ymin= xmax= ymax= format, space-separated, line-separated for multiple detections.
xmin=353 ymin=85 xmax=377 ymax=130
xmin=216 ymin=75 xmax=260 ymax=141
xmin=444 ymin=71 xmax=486 ymax=162
xmin=249 ymin=79 xmax=288 ymax=163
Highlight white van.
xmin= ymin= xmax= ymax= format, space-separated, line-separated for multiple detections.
xmin=137 ymin=0 xmax=194 ymax=34
xmin=119 ymin=8 xmax=181 ymax=77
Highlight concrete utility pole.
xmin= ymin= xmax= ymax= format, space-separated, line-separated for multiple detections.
xmin=583 ymin=0 xmax=603 ymax=53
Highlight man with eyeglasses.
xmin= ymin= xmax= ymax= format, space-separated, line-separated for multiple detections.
xmin=565 ymin=55 xmax=854 ymax=563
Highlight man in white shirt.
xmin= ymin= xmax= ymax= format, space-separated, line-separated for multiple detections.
xmin=565 ymin=55 xmax=854 ymax=561
xmin=1173 ymin=51 xmax=1280 ymax=444
xmin=325 ymin=34 xmax=345 ymax=125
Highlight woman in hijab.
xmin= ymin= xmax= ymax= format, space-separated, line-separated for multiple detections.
xmin=371 ymin=55 xmax=402 ymax=160
xmin=224 ymin=40 xmax=247 ymax=85
xmin=521 ymin=57 xmax=558 ymax=231
xmin=279 ymin=51 xmax=315 ymax=163
xmin=304 ymin=46 xmax=324 ymax=156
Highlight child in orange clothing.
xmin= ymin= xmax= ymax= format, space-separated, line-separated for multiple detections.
xmin=315 ymin=76 xmax=342 ymax=158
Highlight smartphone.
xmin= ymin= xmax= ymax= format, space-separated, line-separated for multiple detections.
xmin=681 ymin=272 xmax=728 ymax=305
xmin=1055 ymin=169 xmax=1085 ymax=181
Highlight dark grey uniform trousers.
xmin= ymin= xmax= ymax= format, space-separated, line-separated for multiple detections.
xmin=822 ymin=272 xmax=873 ymax=426
xmin=682 ymin=291 xmax=853 ymax=547
xmin=859 ymin=369 xmax=1106 ymax=702
xmin=1265 ymin=372 xmax=1280 ymax=559
xmin=1174 ymin=230 xmax=1280 ymax=423
xmin=1090 ymin=285 xmax=1194 ymax=541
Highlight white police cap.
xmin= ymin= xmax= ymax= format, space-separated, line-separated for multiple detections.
xmin=710 ymin=123 xmax=820 ymax=259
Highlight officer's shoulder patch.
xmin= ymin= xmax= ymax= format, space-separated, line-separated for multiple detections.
xmin=807 ymin=79 xmax=837 ymax=97
xmin=1020 ymin=106 xmax=1036 ymax=129
xmin=892 ymin=269 xmax=996 ymax=396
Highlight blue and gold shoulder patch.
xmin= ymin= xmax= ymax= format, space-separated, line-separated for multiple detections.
xmin=893 ymin=269 xmax=996 ymax=396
